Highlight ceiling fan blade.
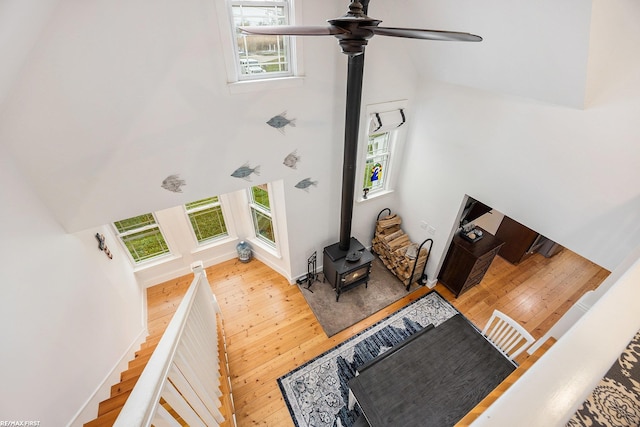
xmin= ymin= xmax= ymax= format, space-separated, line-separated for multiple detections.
xmin=239 ymin=25 xmax=348 ymax=36
xmin=366 ymin=26 xmax=482 ymax=42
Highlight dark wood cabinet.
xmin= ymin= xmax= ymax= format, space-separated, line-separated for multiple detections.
xmin=438 ymin=228 xmax=504 ymax=297
xmin=494 ymin=216 xmax=544 ymax=265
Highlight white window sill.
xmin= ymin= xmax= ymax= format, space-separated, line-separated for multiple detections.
xmin=357 ymin=188 xmax=394 ymax=203
xmin=227 ymin=76 xmax=304 ymax=94
xmin=133 ymin=253 xmax=183 ymax=273
xmin=247 ymin=237 xmax=282 ymax=260
xmin=191 ymin=235 xmax=236 ymax=255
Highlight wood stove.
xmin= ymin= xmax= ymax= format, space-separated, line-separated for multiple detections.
xmin=323 ymin=237 xmax=374 ymax=301
xmin=321 ymin=0 xmax=374 ymax=301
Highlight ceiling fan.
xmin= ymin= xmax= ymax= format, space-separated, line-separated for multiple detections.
xmin=241 ymin=0 xmax=482 ymax=252
xmin=240 ymin=0 xmax=481 ymax=55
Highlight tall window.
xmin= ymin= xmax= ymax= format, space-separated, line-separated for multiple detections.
xmin=248 ymin=184 xmax=276 ymax=246
xmin=231 ymin=0 xmax=293 ymax=80
xmin=114 ymin=214 xmax=170 ymax=263
xmin=185 ymin=196 xmax=229 ymax=244
xmin=361 ymin=106 xmax=407 ymax=199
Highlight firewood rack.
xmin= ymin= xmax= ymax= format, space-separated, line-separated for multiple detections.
xmin=372 ymin=208 xmax=433 ymax=291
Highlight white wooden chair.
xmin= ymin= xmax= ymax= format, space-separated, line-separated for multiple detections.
xmin=481 ymin=310 xmax=535 ymax=361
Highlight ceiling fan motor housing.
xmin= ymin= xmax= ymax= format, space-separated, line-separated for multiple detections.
xmin=328 ymin=17 xmax=381 ymax=55
xmin=328 ymin=1 xmax=381 ymax=55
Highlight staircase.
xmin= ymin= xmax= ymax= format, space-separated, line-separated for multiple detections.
xmin=83 ymin=269 xmax=235 ymax=427
xmin=83 ymin=335 xmax=161 ymax=427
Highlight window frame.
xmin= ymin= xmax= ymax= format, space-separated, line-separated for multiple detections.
xmin=231 ymin=0 xmax=293 ymax=81
xmin=357 ymin=100 xmax=409 ymax=202
xmin=113 ymin=213 xmax=172 ymax=265
xmin=184 ymin=196 xmax=230 ymax=245
xmin=213 ymin=0 xmax=304 ymax=91
xmin=247 ymin=183 xmax=278 ymax=249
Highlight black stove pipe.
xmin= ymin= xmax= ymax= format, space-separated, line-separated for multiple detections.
xmin=338 ymin=0 xmax=369 ymax=252
xmin=338 ymin=53 xmax=365 ymax=251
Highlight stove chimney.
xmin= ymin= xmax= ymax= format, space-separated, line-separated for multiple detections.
xmin=338 ymin=45 xmax=365 ymax=251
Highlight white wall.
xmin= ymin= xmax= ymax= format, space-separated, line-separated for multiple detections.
xmin=349 ymin=42 xmax=421 ymax=252
xmin=0 ymin=0 xmax=59 ymax=105
xmin=0 ymin=145 xmax=146 ymax=425
xmin=0 ymin=0 xmax=431 ymax=283
xmin=0 ymin=0 xmax=346 ymax=283
xmin=400 ymin=0 xmax=592 ymax=108
xmin=132 ymin=181 xmax=293 ymax=286
xmin=394 ymin=17 xmax=640 ymax=276
xmin=6 ymin=0 xmax=634 ymax=282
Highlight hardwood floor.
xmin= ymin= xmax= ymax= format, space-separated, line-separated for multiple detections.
xmin=147 ymin=247 xmax=609 ymax=426
xmin=435 ymin=248 xmax=610 ymax=344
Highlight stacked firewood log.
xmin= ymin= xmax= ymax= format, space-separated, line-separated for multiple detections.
xmin=372 ymin=213 xmax=429 ymax=287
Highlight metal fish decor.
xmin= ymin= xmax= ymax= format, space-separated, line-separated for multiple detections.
xmin=231 ymin=163 xmax=261 ymax=181
xmin=283 ymin=150 xmax=301 ymax=169
xmin=267 ymin=112 xmax=296 ymax=134
xmin=161 ymin=174 xmax=186 ymax=193
xmin=295 ymin=178 xmax=318 ymax=192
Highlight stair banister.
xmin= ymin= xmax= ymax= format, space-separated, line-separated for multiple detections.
xmin=114 ymin=267 xmax=227 ymax=426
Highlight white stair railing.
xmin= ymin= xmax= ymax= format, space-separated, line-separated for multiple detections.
xmin=114 ymin=267 xmax=233 ymax=427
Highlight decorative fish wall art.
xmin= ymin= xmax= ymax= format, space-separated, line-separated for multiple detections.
xmin=295 ymin=178 xmax=318 ymax=192
xmin=95 ymin=233 xmax=113 ymax=259
xmin=283 ymin=150 xmax=301 ymax=169
xmin=161 ymin=174 xmax=186 ymax=193
xmin=231 ymin=163 xmax=261 ymax=181
xmin=267 ymin=112 xmax=296 ymax=134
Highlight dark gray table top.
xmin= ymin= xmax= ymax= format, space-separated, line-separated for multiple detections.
xmin=349 ymin=314 xmax=516 ymax=427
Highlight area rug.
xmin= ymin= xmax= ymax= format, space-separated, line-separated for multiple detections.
xmin=278 ymin=290 xmax=459 ymax=427
xmin=566 ymin=328 xmax=640 ymax=426
xmin=300 ymin=255 xmax=422 ymax=337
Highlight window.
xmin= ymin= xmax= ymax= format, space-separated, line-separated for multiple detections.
xmin=248 ymin=184 xmax=276 ymax=246
xmin=113 ymin=214 xmax=170 ymax=263
xmin=231 ymin=0 xmax=293 ymax=80
xmin=364 ymin=132 xmax=391 ymax=194
xmin=361 ymin=105 xmax=407 ymax=199
xmin=185 ymin=196 xmax=229 ymax=244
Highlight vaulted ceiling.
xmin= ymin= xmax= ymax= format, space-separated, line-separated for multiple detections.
xmin=0 ymin=0 xmax=594 ymax=232
xmin=370 ymin=0 xmax=592 ymax=107
xmin=0 ymin=0 xmax=594 ymax=109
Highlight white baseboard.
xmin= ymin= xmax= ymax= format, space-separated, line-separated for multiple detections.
xmin=252 ymin=251 xmax=292 ymax=283
xmin=426 ymin=278 xmax=438 ymax=288
xmin=67 ymin=328 xmax=148 ymax=426
xmin=140 ymin=251 xmax=237 ymax=288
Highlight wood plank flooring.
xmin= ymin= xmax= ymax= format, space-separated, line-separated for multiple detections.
xmin=147 ymin=247 xmax=609 ymax=426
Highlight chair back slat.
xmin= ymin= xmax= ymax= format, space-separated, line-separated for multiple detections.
xmin=481 ymin=310 xmax=535 ymax=361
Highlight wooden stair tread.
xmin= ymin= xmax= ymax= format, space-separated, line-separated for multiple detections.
xmin=127 ymin=352 xmax=152 ymax=369
xmin=85 ymin=283 xmax=235 ymax=426
xmin=135 ymin=343 xmax=158 ymax=358
xmin=140 ymin=334 xmax=161 ymax=349
xmin=120 ymin=363 xmax=146 ymax=381
xmin=84 ymin=335 xmax=162 ymax=424
xmin=83 ymin=406 xmax=122 ymax=427
xmin=98 ymin=390 xmax=132 ymax=416
xmin=110 ymin=375 xmax=140 ymax=397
